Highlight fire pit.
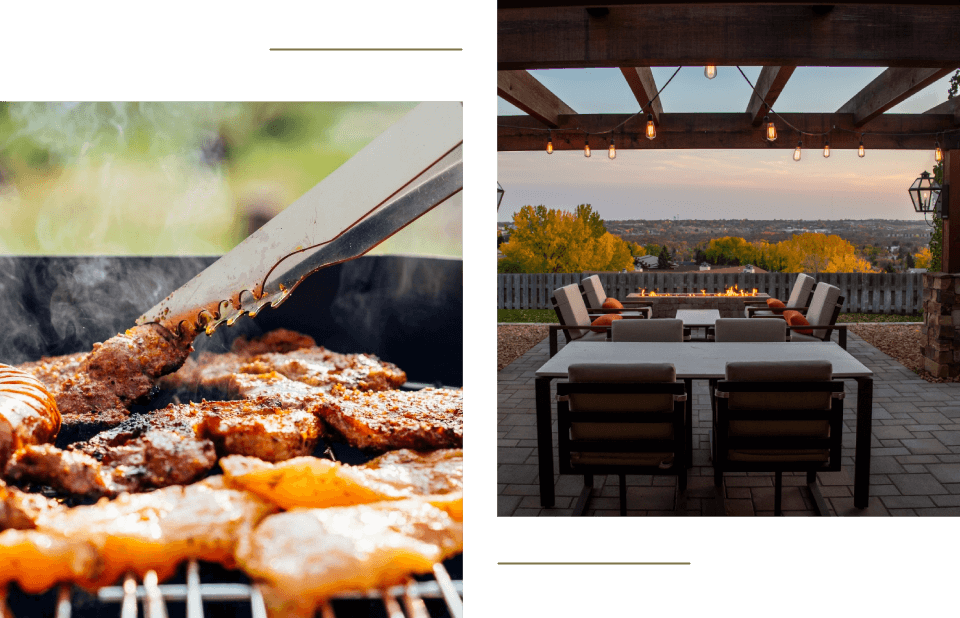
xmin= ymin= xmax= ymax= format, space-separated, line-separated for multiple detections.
xmin=627 ymin=286 xmax=769 ymax=319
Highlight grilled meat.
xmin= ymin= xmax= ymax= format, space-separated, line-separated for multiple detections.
xmin=316 ymin=387 xmax=462 ymax=452
xmin=19 ymin=324 xmax=194 ymax=429
xmin=34 ymin=477 xmax=276 ymax=586
xmin=236 ymin=498 xmax=463 ymax=618
xmin=0 ymin=479 xmax=62 ymax=530
xmin=0 ymin=365 xmax=61 ymax=468
xmin=221 ymin=449 xmax=463 ymax=510
xmin=0 ymin=529 xmax=102 ymax=593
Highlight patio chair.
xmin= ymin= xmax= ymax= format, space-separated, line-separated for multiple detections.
xmin=712 ymin=317 xmax=786 ymax=343
xmin=782 ymin=282 xmax=847 ymax=349
xmin=549 ymin=284 xmax=644 ymax=357
xmin=744 ymin=273 xmax=815 ymax=318
xmin=712 ymin=360 xmax=844 ymax=516
xmin=579 ymin=275 xmax=653 ymax=319
xmin=557 ymin=363 xmax=687 ymax=515
xmin=611 ymin=318 xmax=685 ymax=342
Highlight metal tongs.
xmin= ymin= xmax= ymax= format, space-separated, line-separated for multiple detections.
xmin=136 ymin=102 xmax=463 ymax=337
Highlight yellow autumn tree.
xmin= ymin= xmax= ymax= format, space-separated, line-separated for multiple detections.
xmin=777 ymin=233 xmax=875 ymax=274
xmin=915 ymin=247 xmax=932 ymax=269
xmin=499 ymin=205 xmax=635 ymax=273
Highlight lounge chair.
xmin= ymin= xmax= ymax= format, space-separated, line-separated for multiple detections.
xmin=744 ymin=273 xmax=815 ymax=318
xmin=549 ymin=284 xmax=643 ymax=357
xmin=580 ymin=275 xmax=653 ymax=319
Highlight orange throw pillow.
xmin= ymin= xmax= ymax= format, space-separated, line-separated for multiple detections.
xmin=602 ymin=298 xmax=624 ymax=312
xmin=783 ymin=310 xmax=812 ymax=335
xmin=765 ymin=298 xmax=786 ymax=315
xmin=591 ymin=314 xmax=623 ymax=333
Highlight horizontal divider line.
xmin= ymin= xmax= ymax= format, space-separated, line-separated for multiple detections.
xmin=269 ymin=48 xmax=462 ymax=51
xmin=498 ymin=562 xmax=690 ymax=565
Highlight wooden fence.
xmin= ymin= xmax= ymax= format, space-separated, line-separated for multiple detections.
xmin=497 ymin=272 xmax=924 ymax=314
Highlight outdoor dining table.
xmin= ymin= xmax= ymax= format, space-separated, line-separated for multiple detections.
xmin=675 ymin=309 xmax=720 ymax=340
xmin=533 ymin=341 xmax=875 ymax=510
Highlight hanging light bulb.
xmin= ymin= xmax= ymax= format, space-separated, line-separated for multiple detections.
xmin=794 ymin=140 xmax=802 ymax=162
xmin=584 ymin=138 xmax=591 ymax=158
xmin=764 ymin=116 xmax=777 ymax=142
xmin=823 ymin=138 xmax=830 ymax=158
xmin=936 ymin=140 xmax=943 ymax=163
xmin=858 ymin=137 xmax=865 ymax=158
xmin=546 ymin=137 xmax=554 ymax=154
xmin=645 ymin=114 xmax=656 ymax=140
xmin=608 ymin=138 xmax=616 ymax=159
xmin=704 ymin=65 xmax=717 ymax=79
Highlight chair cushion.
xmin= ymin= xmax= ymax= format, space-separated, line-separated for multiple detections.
xmin=714 ymin=318 xmax=785 ymax=342
xmin=567 ymin=363 xmax=678 ymax=443
xmin=805 ymin=282 xmax=841 ymax=338
xmin=590 ymin=314 xmax=622 ymax=333
xmin=727 ymin=449 xmax=830 ymax=463
xmin=786 ymin=273 xmax=816 ymax=307
xmin=611 ymin=318 xmax=683 ymax=342
xmin=571 ymin=452 xmax=675 ymax=467
xmin=580 ymin=275 xmax=606 ymax=309
xmin=765 ymin=298 xmax=786 ymax=315
xmin=783 ymin=310 xmax=813 ymax=336
xmin=553 ymin=284 xmax=591 ymax=339
xmin=602 ymin=298 xmax=624 ymax=311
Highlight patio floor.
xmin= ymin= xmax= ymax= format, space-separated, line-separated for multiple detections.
xmin=497 ymin=329 xmax=960 ymax=516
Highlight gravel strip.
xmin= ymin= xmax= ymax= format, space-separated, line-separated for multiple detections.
xmin=847 ymin=323 xmax=960 ymax=383
xmin=498 ymin=324 xmax=548 ymax=371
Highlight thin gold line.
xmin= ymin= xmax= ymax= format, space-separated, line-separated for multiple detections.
xmin=269 ymin=48 xmax=462 ymax=51
xmin=498 ymin=562 xmax=690 ymax=565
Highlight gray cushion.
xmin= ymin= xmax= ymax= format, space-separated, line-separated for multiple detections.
xmin=787 ymin=273 xmax=816 ymax=307
xmin=580 ymin=275 xmax=606 ymax=309
xmin=804 ymin=282 xmax=842 ymax=339
xmin=611 ymin=319 xmax=683 ymax=342
xmin=553 ymin=284 xmax=591 ymax=340
xmin=715 ymin=318 xmax=786 ymax=342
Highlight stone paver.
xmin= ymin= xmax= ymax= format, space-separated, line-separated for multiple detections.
xmin=497 ymin=327 xmax=960 ymax=516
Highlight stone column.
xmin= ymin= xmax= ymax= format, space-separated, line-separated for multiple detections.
xmin=922 ymin=272 xmax=960 ymax=378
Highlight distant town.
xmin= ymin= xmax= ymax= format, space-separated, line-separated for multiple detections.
xmin=497 ymin=218 xmax=934 ymax=273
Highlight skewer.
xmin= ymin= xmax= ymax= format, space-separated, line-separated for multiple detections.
xmin=401 ymin=581 xmax=430 ymax=618
xmin=249 ymin=585 xmax=268 ymax=618
xmin=120 ymin=573 xmax=138 ymax=618
xmin=319 ymin=601 xmax=336 ymax=618
xmin=142 ymin=571 xmax=168 ymax=618
xmin=56 ymin=584 xmax=72 ymax=618
xmin=185 ymin=560 xmax=203 ymax=618
xmin=431 ymin=564 xmax=462 ymax=618
xmin=381 ymin=590 xmax=405 ymax=618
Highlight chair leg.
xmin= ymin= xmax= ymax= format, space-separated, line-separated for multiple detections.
xmin=774 ymin=471 xmax=783 ymax=516
xmin=573 ymin=476 xmax=594 ymax=516
xmin=619 ymin=474 xmax=627 ymax=516
xmin=806 ymin=470 xmax=816 ymax=483
xmin=678 ymin=469 xmax=687 ymax=492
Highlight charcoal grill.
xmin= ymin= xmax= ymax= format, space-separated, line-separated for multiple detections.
xmin=0 ymin=255 xmax=463 ymax=618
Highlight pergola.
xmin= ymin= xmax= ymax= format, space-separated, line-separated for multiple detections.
xmin=497 ymin=1 xmax=960 ymax=268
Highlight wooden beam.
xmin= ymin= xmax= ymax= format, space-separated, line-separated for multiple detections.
xmin=837 ymin=68 xmax=955 ymax=127
xmin=619 ymin=67 xmax=663 ymax=124
xmin=498 ymin=112 xmax=957 ymax=151
xmin=746 ymin=66 xmax=796 ymax=126
xmin=497 ymin=70 xmax=575 ymax=128
xmin=925 ymin=97 xmax=960 ymax=124
xmin=498 ymin=5 xmax=960 ymax=70
xmin=943 ymin=150 xmax=960 ymax=272
xmin=501 ymin=1 xmax=960 ymax=8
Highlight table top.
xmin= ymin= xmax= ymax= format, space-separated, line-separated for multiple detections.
xmin=675 ymin=309 xmax=721 ymax=326
xmin=536 ymin=341 xmax=873 ymax=379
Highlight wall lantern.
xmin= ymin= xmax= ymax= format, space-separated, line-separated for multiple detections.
xmin=909 ymin=171 xmax=948 ymax=219
xmin=497 ymin=181 xmax=505 ymax=210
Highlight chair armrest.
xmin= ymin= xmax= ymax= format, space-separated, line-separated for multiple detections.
xmin=548 ymin=324 xmax=610 ymax=357
xmin=786 ymin=324 xmax=848 ymax=350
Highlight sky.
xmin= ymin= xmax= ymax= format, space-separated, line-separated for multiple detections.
xmin=498 ymin=67 xmax=953 ymax=222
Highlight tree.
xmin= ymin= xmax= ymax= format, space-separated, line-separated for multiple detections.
xmin=915 ymin=247 xmax=932 ymax=269
xmin=657 ymin=246 xmax=670 ymax=269
xmin=905 ymin=252 xmax=916 ymax=269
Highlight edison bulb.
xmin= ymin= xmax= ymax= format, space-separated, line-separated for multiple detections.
xmin=858 ymin=143 xmax=865 ymax=158
xmin=936 ymin=142 xmax=943 ymax=163
xmin=608 ymin=140 xmax=616 ymax=159
xmin=704 ymin=65 xmax=717 ymax=79
xmin=794 ymin=144 xmax=802 ymax=161
xmin=765 ymin=117 xmax=777 ymax=142
xmin=823 ymin=144 xmax=830 ymax=158
xmin=645 ymin=114 xmax=656 ymax=140
xmin=546 ymin=139 xmax=554 ymax=154
xmin=584 ymin=141 xmax=591 ymax=157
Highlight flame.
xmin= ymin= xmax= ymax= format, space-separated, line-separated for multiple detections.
xmin=634 ymin=285 xmax=759 ymax=297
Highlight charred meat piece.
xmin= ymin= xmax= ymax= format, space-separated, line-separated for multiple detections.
xmin=236 ymin=498 xmax=463 ymax=618
xmin=0 ymin=365 xmax=62 ymax=468
xmin=316 ymin=387 xmax=462 ymax=452
xmin=34 ymin=477 xmax=276 ymax=587
xmin=229 ymin=328 xmax=317 ymax=356
xmin=221 ymin=449 xmax=463 ymax=510
xmin=19 ymin=324 xmax=194 ymax=429
xmin=0 ymin=479 xmax=62 ymax=531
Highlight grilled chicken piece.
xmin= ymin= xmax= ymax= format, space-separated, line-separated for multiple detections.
xmin=316 ymin=387 xmax=462 ymax=452
xmin=0 ymin=529 xmax=102 ymax=593
xmin=236 ymin=499 xmax=463 ymax=618
xmin=19 ymin=324 xmax=194 ymax=429
xmin=34 ymin=477 xmax=276 ymax=587
xmin=0 ymin=479 xmax=62 ymax=530
xmin=160 ymin=329 xmax=405 ymax=396
xmin=221 ymin=449 xmax=463 ymax=510
xmin=0 ymin=365 xmax=62 ymax=468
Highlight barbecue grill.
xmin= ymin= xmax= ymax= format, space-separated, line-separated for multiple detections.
xmin=0 ymin=254 xmax=463 ymax=618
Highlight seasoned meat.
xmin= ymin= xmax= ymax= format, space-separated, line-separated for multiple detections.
xmin=316 ymin=387 xmax=462 ymax=452
xmin=34 ymin=477 xmax=276 ymax=586
xmin=221 ymin=449 xmax=463 ymax=510
xmin=0 ymin=479 xmax=62 ymax=530
xmin=236 ymin=499 xmax=463 ymax=618
xmin=0 ymin=529 xmax=102 ymax=593
xmin=0 ymin=365 xmax=61 ymax=468
xmin=229 ymin=328 xmax=317 ymax=356
xmin=6 ymin=444 xmax=117 ymax=497
xmin=20 ymin=324 xmax=194 ymax=429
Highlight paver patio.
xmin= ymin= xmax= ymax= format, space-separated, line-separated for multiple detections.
xmin=497 ymin=328 xmax=960 ymax=516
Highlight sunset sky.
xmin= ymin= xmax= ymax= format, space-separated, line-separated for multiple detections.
xmin=498 ymin=67 xmax=952 ymax=222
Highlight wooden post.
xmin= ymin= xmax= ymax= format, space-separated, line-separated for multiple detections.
xmin=943 ymin=150 xmax=960 ymax=273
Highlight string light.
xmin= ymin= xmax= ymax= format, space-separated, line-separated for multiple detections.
xmin=704 ymin=66 xmax=717 ymax=79
xmin=608 ymin=138 xmax=616 ymax=159
xmin=936 ymin=140 xmax=943 ymax=163
xmin=546 ymin=135 xmax=553 ymax=154
xmin=858 ymin=136 xmax=865 ymax=158
xmin=584 ymin=138 xmax=591 ymax=157
xmin=794 ymin=140 xmax=802 ymax=161
xmin=764 ymin=116 xmax=777 ymax=142
xmin=645 ymin=114 xmax=656 ymax=140
xmin=823 ymin=139 xmax=830 ymax=158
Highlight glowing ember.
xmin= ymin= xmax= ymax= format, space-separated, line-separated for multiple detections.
xmin=635 ymin=285 xmax=759 ymax=297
